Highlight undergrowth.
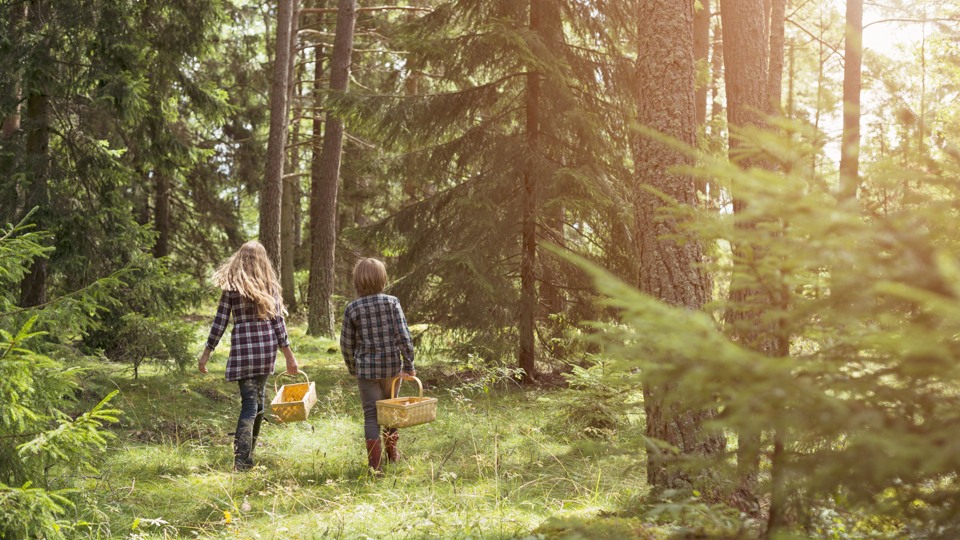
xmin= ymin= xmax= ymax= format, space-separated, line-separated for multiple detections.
xmin=64 ymin=324 xmax=660 ymax=539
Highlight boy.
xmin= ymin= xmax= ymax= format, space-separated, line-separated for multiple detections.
xmin=340 ymin=258 xmax=416 ymax=474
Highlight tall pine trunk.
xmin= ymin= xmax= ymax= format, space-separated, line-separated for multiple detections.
xmin=308 ymin=0 xmax=356 ymax=337
xmin=838 ymin=0 xmax=863 ymax=202
xmin=635 ymin=0 xmax=724 ymax=490
xmin=720 ymin=0 xmax=771 ymax=506
xmin=767 ymin=0 xmax=786 ymax=115
xmin=153 ymin=172 xmax=171 ymax=257
xmin=1 ymin=1 xmax=28 ymax=139
xmin=693 ymin=0 xmax=711 ymax=201
xmin=261 ymin=0 xmax=297 ymax=271
xmin=518 ymin=0 xmax=541 ymax=383
xmin=19 ymin=0 xmax=50 ymax=308
xmin=281 ymin=8 xmax=302 ymax=311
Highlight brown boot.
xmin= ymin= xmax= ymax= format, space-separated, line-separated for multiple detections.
xmin=365 ymin=439 xmax=383 ymax=475
xmin=383 ymin=428 xmax=400 ymax=463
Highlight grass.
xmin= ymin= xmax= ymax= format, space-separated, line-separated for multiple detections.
xmin=63 ymin=323 xmax=658 ymax=539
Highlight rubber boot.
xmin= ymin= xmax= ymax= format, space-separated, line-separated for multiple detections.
xmin=365 ymin=439 xmax=383 ymax=475
xmin=383 ymin=428 xmax=400 ymax=463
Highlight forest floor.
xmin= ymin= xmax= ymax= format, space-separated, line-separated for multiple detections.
xmin=66 ymin=322 xmax=674 ymax=539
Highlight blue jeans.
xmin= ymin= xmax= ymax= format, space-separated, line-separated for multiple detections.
xmin=235 ymin=374 xmax=269 ymax=470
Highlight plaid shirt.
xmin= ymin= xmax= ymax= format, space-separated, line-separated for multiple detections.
xmin=206 ymin=290 xmax=290 ymax=382
xmin=341 ymin=294 xmax=415 ymax=379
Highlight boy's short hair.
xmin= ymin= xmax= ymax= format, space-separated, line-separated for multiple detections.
xmin=353 ymin=258 xmax=388 ymax=296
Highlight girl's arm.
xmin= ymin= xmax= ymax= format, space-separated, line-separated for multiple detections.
xmin=280 ymin=346 xmax=299 ymax=375
xmin=199 ymin=290 xmax=231 ymax=373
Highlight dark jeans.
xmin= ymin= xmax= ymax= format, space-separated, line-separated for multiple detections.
xmin=358 ymin=377 xmax=395 ymax=440
xmin=235 ymin=374 xmax=269 ymax=470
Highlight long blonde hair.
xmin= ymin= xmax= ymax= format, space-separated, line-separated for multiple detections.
xmin=212 ymin=241 xmax=285 ymax=319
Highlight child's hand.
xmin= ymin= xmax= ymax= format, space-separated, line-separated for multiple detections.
xmin=400 ymin=370 xmax=416 ymax=380
xmin=198 ymin=348 xmax=210 ymax=374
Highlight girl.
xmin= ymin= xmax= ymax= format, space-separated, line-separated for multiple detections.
xmin=340 ymin=258 xmax=416 ymax=474
xmin=198 ymin=241 xmax=299 ymax=471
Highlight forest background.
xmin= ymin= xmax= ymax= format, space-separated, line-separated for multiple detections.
xmin=3 ymin=0 xmax=960 ymax=538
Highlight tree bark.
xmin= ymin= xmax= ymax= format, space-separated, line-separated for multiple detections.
xmin=838 ymin=0 xmax=863 ymax=202
xmin=153 ymin=172 xmax=171 ymax=257
xmin=693 ymin=0 xmax=711 ymax=128
xmin=281 ymin=4 xmax=302 ymax=312
xmin=19 ymin=0 xmax=49 ymax=308
xmin=519 ymin=0 xmax=541 ymax=383
xmin=720 ymin=0 xmax=770 ymax=505
xmin=635 ymin=0 xmax=724 ymax=490
xmin=693 ymin=0 xmax=711 ymax=201
xmin=308 ymin=0 xmax=356 ymax=337
xmin=1 ymin=1 xmax=28 ymax=139
xmin=767 ymin=0 xmax=786 ymax=115
xmin=709 ymin=20 xmax=724 ymax=133
xmin=261 ymin=0 xmax=297 ymax=271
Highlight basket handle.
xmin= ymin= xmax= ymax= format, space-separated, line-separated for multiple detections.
xmin=390 ymin=375 xmax=423 ymax=399
xmin=274 ymin=371 xmax=309 ymax=393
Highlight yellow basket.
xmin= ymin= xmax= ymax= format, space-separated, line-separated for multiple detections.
xmin=269 ymin=372 xmax=317 ymax=424
xmin=376 ymin=376 xmax=437 ymax=429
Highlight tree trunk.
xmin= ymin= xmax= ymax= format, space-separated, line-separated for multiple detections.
xmin=518 ymin=0 xmax=541 ymax=383
xmin=153 ymin=172 xmax=171 ymax=257
xmin=19 ymin=0 xmax=49 ymax=308
xmin=693 ymin=0 xmax=711 ymax=128
xmin=261 ymin=0 xmax=297 ymax=271
xmin=767 ymin=0 xmax=786 ymax=115
xmin=281 ymin=5 xmax=302 ymax=312
xmin=838 ymin=0 xmax=863 ymax=202
xmin=635 ymin=0 xmax=724 ymax=490
xmin=693 ymin=0 xmax=711 ymax=201
xmin=709 ymin=20 xmax=724 ymax=133
xmin=308 ymin=0 xmax=356 ymax=337
xmin=1 ymin=1 xmax=28 ymax=139
xmin=720 ymin=0 xmax=770 ymax=506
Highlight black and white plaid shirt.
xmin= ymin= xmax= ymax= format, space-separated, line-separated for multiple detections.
xmin=340 ymin=294 xmax=415 ymax=379
xmin=206 ymin=290 xmax=290 ymax=382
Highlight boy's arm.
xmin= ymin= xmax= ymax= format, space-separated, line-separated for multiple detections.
xmin=395 ymin=302 xmax=416 ymax=374
xmin=340 ymin=307 xmax=357 ymax=376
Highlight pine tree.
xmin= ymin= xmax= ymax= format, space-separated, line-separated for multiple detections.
xmin=342 ymin=0 xmax=637 ymax=365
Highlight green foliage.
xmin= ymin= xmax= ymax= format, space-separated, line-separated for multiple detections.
xmin=567 ymin=119 xmax=960 ymax=536
xmin=554 ymin=361 xmax=629 ymax=439
xmin=0 ymin=218 xmax=121 ymax=537
xmin=342 ymin=0 xmax=639 ymax=362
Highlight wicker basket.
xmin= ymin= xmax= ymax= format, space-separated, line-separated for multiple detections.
xmin=376 ymin=376 xmax=437 ymax=429
xmin=268 ymin=372 xmax=317 ymax=424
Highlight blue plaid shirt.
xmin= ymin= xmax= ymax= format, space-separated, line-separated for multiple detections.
xmin=341 ymin=294 xmax=415 ymax=379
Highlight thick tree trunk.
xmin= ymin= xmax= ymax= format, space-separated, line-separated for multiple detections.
xmin=153 ymin=173 xmax=171 ymax=257
xmin=767 ymin=0 xmax=786 ymax=115
xmin=519 ymin=0 xmax=541 ymax=383
xmin=308 ymin=0 xmax=356 ymax=337
xmin=281 ymin=7 xmax=302 ymax=312
xmin=720 ymin=0 xmax=770 ymax=505
xmin=838 ymin=0 xmax=863 ymax=202
xmin=635 ymin=0 xmax=724 ymax=490
xmin=19 ymin=0 xmax=49 ymax=308
xmin=261 ymin=0 xmax=297 ymax=271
